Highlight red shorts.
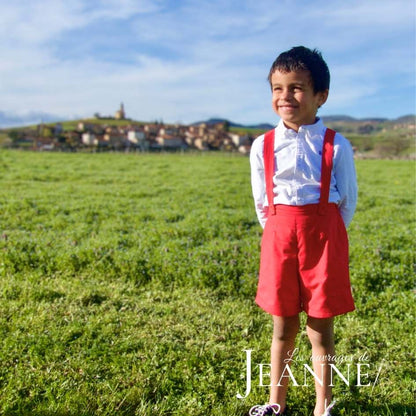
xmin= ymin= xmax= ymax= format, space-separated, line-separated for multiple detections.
xmin=256 ymin=203 xmax=355 ymax=318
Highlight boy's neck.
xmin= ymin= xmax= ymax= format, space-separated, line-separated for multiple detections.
xmin=282 ymin=117 xmax=320 ymax=132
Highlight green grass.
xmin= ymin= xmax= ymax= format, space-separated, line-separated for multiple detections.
xmin=0 ymin=151 xmax=414 ymax=415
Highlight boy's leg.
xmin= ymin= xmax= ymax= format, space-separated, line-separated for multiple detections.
xmin=306 ymin=317 xmax=335 ymax=416
xmin=269 ymin=314 xmax=300 ymax=409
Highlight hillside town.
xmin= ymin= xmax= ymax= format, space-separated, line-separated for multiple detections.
xmin=4 ymin=104 xmax=415 ymax=158
xmin=8 ymin=104 xmax=253 ymax=154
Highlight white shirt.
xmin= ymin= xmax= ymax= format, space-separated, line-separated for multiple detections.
xmin=250 ymin=118 xmax=357 ymax=228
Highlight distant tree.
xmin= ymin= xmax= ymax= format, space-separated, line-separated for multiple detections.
xmin=361 ymin=136 xmax=374 ymax=151
xmin=358 ymin=124 xmax=375 ymax=134
xmin=42 ymin=127 xmax=53 ymax=138
xmin=391 ymin=137 xmax=411 ymax=155
xmin=8 ymin=130 xmax=20 ymax=143
xmin=374 ymin=137 xmax=411 ymax=158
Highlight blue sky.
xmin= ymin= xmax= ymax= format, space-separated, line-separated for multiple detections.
xmin=0 ymin=0 xmax=415 ymax=127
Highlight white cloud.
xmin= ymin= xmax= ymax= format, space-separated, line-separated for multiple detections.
xmin=88 ymin=0 xmax=162 ymax=20
xmin=0 ymin=0 xmax=414 ymax=125
xmin=0 ymin=1 xmax=82 ymax=45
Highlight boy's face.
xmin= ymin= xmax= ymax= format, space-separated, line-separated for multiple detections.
xmin=270 ymin=69 xmax=328 ymax=132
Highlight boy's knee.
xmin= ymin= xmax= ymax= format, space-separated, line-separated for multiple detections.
xmin=272 ymin=315 xmax=300 ymax=341
xmin=307 ymin=331 xmax=334 ymax=349
xmin=306 ymin=317 xmax=334 ymax=348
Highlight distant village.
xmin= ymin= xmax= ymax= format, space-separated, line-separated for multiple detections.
xmin=9 ymin=104 xmax=253 ymax=154
xmin=5 ymin=104 xmax=415 ymax=158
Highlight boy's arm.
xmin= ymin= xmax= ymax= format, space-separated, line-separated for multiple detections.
xmin=334 ymin=137 xmax=358 ymax=227
xmin=250 ymin=136 xmax=268 ymax=228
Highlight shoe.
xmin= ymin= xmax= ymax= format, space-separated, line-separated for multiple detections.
xmin=321 ymin=399 xmax=336 ymax=416
xmin=249 ymin=403 xmax=288 ymax=416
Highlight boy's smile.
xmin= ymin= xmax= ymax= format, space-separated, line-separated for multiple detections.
xmin=271 ymin=69 xmax=328 ymax=132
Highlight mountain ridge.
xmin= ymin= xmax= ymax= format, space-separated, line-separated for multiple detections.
xmin=191 ymin=114 xmax=415 ymax=132
xmin=0 ymin=112 xmax=414 ymax=131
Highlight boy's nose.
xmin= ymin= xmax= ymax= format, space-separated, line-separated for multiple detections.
xmin=279 ymin=89 xmax=292 ymax=100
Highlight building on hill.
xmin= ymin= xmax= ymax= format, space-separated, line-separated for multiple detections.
xmin=82 ymin=133 xmax=98 ymax=146
xmin=228 ymin=132 xmax=250 ymax=147
xmin=155 ymin=132 xmax=186 ymax=149
xmin=115 ymin=103 xmax=126 ymax=120
xmin=127 ymin=130 xmax=148 ymax=151
xmin=93 ymin=103 xmax=127 ymax=121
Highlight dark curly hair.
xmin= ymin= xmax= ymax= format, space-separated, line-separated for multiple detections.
xmin=268 ymin=46 xmax=330 ymax=93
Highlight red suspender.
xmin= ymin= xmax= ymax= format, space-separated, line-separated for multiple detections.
xmin=263 ymin=129 xmax=276 ymax=216
xmin=318 ymin=128 xmax=336 ymax=214
xmin=263 ymin=127 xmax=336 ymax=217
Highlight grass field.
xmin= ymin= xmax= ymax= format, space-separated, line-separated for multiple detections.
xmin=0 ymin=150 xmax=414 ymax=416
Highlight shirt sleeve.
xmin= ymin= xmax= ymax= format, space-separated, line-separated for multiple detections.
xmin=250 ymin=135 xmax=269 ymax=228
xmin=333 ymin=136 xmax=358 ymax=227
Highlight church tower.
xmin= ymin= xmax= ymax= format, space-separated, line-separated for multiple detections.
xmin=115 ymin=102 xmax=126 ymax=120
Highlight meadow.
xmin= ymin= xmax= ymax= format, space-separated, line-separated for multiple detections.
xmin=0 ymin=150 xmax=414 ymax=416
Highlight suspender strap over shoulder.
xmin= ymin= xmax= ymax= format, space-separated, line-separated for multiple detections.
xmin=263 ymin=129 xmax=276 ymax=216
xmin=318 ymin=128 xmax=336 ymax=215
xmin=263 ymin=127 xmax=336 ymax=217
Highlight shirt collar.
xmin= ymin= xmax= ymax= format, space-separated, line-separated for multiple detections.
xmin=276 ymin=118 xmax=326 ymax=138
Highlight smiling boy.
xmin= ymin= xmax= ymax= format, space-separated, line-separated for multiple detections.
xmin=271 ymin=70 xmax=327 ymax=131
xmin=249 ymin=47 xmax=357 ymax=416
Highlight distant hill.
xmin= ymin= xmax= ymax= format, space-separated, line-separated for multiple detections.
xmin=1 ymin=113 xmax=414 ymax=134
xmin=320 ymin=115 xmax=358 ymax=122
xmin=321 ymin=114 xmax=415 ymax=123
xmin=193 ymin=115 xmax=415 ymax=131
xmin=394 ymin=114 xmax=416 ymax=123
xmin=0 ymin=110 xmax=65 ymax=129
xmin=1 ymin=113 xmax=414 ymax=158
xmin=191 ymin=118 xmax=275 ymax=131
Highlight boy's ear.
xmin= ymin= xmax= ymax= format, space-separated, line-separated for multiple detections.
xmin=317 ymin=89 xmax=329 ymax=108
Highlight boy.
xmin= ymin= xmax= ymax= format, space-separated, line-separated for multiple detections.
xmin=249 ymin=46 xmax=357 ymax=416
